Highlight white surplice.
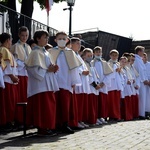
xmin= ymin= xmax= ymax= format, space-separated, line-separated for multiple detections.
xmin=75 ymin=54 xmax=91 ymax=94
xmin=133 ymin=54 xmax=148 ymax=116
xmin=144 ymin=61 xmax=150 ymax=112
xmin=26 ymin=47 xmax=59 ymax=97
xmin=55 ymin=49 xmax=81 ymax=93
xmin=107 ymin=63 xmax=124 ymax=92
xmin=93 ymin=59 xmax=111 ymax=94
xmin=11 ymin=41 xmax=31 ymax=77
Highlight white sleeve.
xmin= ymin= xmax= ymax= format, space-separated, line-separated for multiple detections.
xmin=27 ymin=66 xmax=47 ymax=81
xmin=134 ymin=60 xmax=147 ymax=82
xmin=16 ymin=59 xmax=25 ymax=71
xmin=70 ymin=67 xmax=82 ymax=86
xmin=102 ymin=75 xmax=111 ymax=86
xmin=78 ymin=65 xmax=84 ymax=75
xmin=134 ymin=76 xmax=141 ymax=88
xmin=3 ymin=60 xmax=12 ymax=75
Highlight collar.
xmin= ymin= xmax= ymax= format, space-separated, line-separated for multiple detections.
xmin=55 ymin=46 xmax=69 ymax=51
xmin=33 ymin=45 xmax=46 ymax=52
xmin=17 ymin=40 xmax=26 ymax=45
xmin=109 ymin=59 xmax=118 ymax=64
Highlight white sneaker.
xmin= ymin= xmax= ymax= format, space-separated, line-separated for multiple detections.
xmin=78 ymin=122 xmax=85 ymax=129
xmin=99 ymin=118 xmax=107 ymax=124
xmin=96 ymin=119 xmax=103 ymax=125
xmin=80 ymin=122 xmax=89 ymax=128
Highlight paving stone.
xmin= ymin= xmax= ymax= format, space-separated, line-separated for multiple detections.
xmin=1 ymin=120 xmax=150 ymax=149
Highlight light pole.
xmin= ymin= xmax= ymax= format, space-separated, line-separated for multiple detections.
xmin=64 ymin=0 xmax=75 ymax=37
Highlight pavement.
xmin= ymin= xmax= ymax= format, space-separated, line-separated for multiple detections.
xmin=1 ymin=119 xmax=150 ymax=150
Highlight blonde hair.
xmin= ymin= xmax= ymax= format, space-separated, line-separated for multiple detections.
xmin=119 ymin=56 xmax=128 ymax=61
xmin=93 ymin=46 xmax=102 ymax=53
xmin=82 ymin=48 xmax=93 ymax=56
xmin=109 ymin=49 xmax=119 ymax=55
xmin=55 ymin=31 xmax=67 ymax=38
xmin=134 ymin=46 xmax=145 ymax=54
xmin=143 ymin=52 xmax=147 ymax=57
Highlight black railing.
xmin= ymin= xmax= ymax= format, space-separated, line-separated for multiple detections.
xmin=0 ymin=3 xmax=58 ymax=43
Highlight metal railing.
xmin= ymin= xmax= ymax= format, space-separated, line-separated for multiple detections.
xmin=0 ymin=3 xmax=58 ymax=42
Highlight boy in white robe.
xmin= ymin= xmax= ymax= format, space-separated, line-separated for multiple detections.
xmin=127 ymin=53 xmax=140 ymax=119
xmin=49 ymin=31 xmax=82 ymax=134
xmin=143 ymin=53 xmax=150 ymax=115
xmin=92 ymin=46 xmax=113 ymax=124
xmin=0 ymin=33 xmax=19 ymax=127
xmin=11 ymin=26 xmax=31 ymax=124
xmin=70 ymin=37 xmax=90 ymax=128
xmin=107 ymin=49 xmax=124 ymax=121
xmin=133 ymin=46 xmax=149 ymax=119
xmin=119 ymin=56 xmax=133 ymax=121
xmin=25 ymin=30 xmax=59 ymax=135
xmin=82 ymin=48 xmax=101 ymax=125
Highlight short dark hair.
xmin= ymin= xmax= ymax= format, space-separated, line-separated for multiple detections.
xmin=18 ymin=26 xmax=29 ymax=35
xmin=45 ymin=44 xmax=53 ymax=50
xmin=28 ymin=39 xmax=35 ymax=47
xmin=33 ymin=30 xmax=49 ymax=44
xmin=0 ymin=32 xmax=11 ymax=44
xmin=79 ymin=45 xmax=85 ymax=52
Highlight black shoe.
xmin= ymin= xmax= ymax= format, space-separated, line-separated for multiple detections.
xmin=37 ymin=128 xmax=57 ymax=136
xmin=62 ymin=125 xmax=74 ymax=134
xmin=4 ymin=122 xmax=14 ymax=132
xmin=145 ymin=116 xmax=150 ymax=120
xmin=139 ymin=116 xmax=146 ymax=120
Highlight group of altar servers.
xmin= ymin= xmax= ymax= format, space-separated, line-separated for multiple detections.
xmin=0 ymin=26 xmax=150 ymax=135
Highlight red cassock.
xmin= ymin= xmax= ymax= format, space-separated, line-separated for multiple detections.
xmin=69 ymin=92 xmax=78 ymax=127
xmin=26 ymin=91 xmax=56 ymax=129
xmin=15 ymin=76 xmax=28 ymax=123
xmin=55 ymin=89 xmax=76 ymax=127
xmin=0 ymin=82 xmax=18 ymax=125
xmin=121 ymin=96 xmax=133 ymax=121
xmin=131 ymin=94 xmax=139 ymax=118
xmin=76 ymin=93 xmax=88 ymax=122
xmin=98 ymin=92 xmax=109 ymax=119
xmin=87 ymin=94 xmax=98 ymax=124
xmin=107 ymin=90 xmax=121 ymax=120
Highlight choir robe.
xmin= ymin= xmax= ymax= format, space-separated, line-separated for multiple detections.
xmin=107 ymin=60 xmax=124 ymax=120
xmin=120 ymin=67 xmax=133 ymax=121
xmin=144 ymin=61 xmax=150 ymax=112
xmin=92 ymin=58 xmax=113 ymax=119
xmin=11 ymin=41 xmax=31 ymax=123
xmin=84 ymin=61 xmax=99 ymax=124
xmin=49 ymin=47 xmax=82 ymax=127
xmin=133 ymin=54 xmax=148 ymax=117
xmin=128 ymin=64 xmax=140 ymax=118
xmin=25 ymin=46 xmax=59 ymax=129
xmin=0 ymin=46 xmax=18 ymax=125
xmin=75 ymin=53 xmax=91 ymax=122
